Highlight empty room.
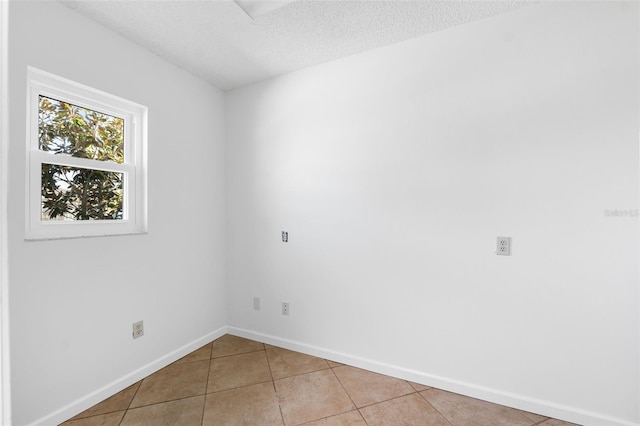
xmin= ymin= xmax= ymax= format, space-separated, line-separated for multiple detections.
xmin=0 ymin=0 xmax=638 ymax=425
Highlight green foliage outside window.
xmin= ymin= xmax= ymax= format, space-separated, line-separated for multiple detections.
xmin=38 ymin=96 xmax=125 ymax=221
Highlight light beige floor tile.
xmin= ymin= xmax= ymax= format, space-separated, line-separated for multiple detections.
xmin=130 ymin=360 xmax=209 ymax=407
xmin=327 ymin=360 xmax=343 ymax=368
xmin=275 ymin=369 xmax=355 ymax=425
xmin=121 ymin=395 xmax=204 ymax=426
xmin=408 ymin=381 xmax=430 ymax=392
xmin=360 ymin=393 xmax=451 ymax=426
xmin=302 ymin=410 xmax=367 ymax=425
xmin=267 ymin=347 xmax=330 ymax=379
xmin=208 ymin=350 xmax=272 ymax=392
xmin=174 ymin=343 xmax=212 ymax=364
xmin=332 ymin=365 xmax=414 ymax=408
xmin=61 ymin=411 xmax=125 ymax=426
xmin=69 ymin=382 xmax=140 ymax=420
xmin=211 ymin=334 xmax=264 ymax=358
xmin=203 ymin=382 xmax=283 ymax=426
xmin=421 ymin=388 xmax=534 ymax=426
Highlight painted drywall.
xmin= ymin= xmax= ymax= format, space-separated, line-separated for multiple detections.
xmin=226 ymin=2 xmax=639 ymax=425
xmin=0 ymin=0 xmax=10 ymax=423
xmin=7 ymin=2 xmax=227 ymax=424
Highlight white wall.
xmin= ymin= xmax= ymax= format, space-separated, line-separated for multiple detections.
xmin=8 ymin=2 xmax=227 ymax=424
xmin=226 ymin=2 xmax=639 ymax=425
xmin=0 ymin=0 xmax=10 ymax=423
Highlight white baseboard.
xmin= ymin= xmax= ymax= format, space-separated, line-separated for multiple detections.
xmin=30 ymin=326 xmax=227 ymax=426
xmin=227 ymin=326 xmax=640 ymax=426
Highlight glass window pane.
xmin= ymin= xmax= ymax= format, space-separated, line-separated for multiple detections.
xmin=38 ymin=96 xmax=124 ymax=164
xmin=41 ymin=163 xmax=124 ymax=221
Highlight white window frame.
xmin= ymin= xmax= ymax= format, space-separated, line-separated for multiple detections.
xmin=26 ymin=67 xmax=147 ymax=240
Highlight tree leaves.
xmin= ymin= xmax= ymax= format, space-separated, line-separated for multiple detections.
xmin=39 ymin=96 xmax=125 ymax=221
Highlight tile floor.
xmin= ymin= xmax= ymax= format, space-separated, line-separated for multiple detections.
xmin=61 ymin=335 xmax=580 ymax=426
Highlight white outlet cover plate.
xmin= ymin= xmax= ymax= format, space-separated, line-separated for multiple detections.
xmin=496 ymin=236 xmax=511 ymax=256
xmin=133 ymin=321 xmax=144 ymax=338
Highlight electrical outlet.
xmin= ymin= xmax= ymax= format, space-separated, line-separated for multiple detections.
xmin=253 ymin=296 xmax=261 ymax=310
xmin=282 ymin=302 xmax=290 ymax=316
xmin=282 ymin=231 xmax=288 ymax=242
xmin=496 ymin=236 xmax=511 ymax=256
xmin=132 ymin=320 xmax=144 ymax=339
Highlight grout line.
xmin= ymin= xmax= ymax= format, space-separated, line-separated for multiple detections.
xmin=330 ymin=365 xmax=420 ymax=411
xmin=270 ymin=365 xmax=332 ymax=381
xmin=201 ymin=347 xmax=214 ymax=426
xmin=62 ymin=408 xmax=128 ymax=425
xmin=328 ymin=365 xmax=359 ymax=411
xmin=204 ymin=343 xmax=215 ymax=395
xmin=415 ymin=390 xmax=455 ymax=426
xmin=63 ymin=381 xmax=144 ymax=425
xmin=207 ymin=378 xmax=274 ymax=395
xmin=353 ymin=390 xmax=419 ymax=411
xmin=531 ymin=419 xmax=553 ymax=426
xmin=357 ymin=407 xmax=372 ymax=426
xmin=263 ymin=347 xmax=287 ymax=426
xmin=171 ymin=343 xmax=214 ymax=366
xmin=121 ymin=394 xmax=206 ymax=411
xmin=117 ymin=380 xmax=143 ymax=426
xmin=270 ymin=379 xmax=287 ymax=426
xmin=264 ymin=346 xmax=275 ymax=381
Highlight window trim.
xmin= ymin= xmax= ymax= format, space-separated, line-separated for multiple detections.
xmin=25 ymin=67 xmax=147 ymax=240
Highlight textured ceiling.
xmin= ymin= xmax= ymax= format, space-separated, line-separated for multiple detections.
xmin=60 ymin=0 xmax=534 ymax=91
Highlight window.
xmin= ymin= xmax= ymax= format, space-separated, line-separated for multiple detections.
xmin=26 ymin=67 xmax=147 ymax=240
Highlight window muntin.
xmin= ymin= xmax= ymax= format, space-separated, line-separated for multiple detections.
xmin=27 ymin=67 xmax=147 ymax=240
